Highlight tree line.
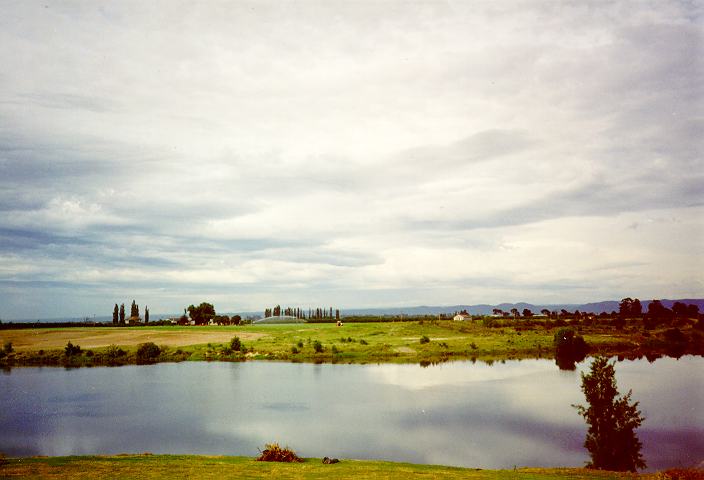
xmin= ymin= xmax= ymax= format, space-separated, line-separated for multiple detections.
xmin=112 ymin=300 xmax=149 ymax=326
xmin=264 ymin=305 xmax=340 ymax=321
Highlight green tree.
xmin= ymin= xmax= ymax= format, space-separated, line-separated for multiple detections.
xmin=130 ymin=300 xmax=139 ymax=318
xmin=119 ymin=303 xmax=125 ymax=325
xmin=187 ymin=302 xmax=216 ymax=325
xmin=574 ymin=357 xmax=645 ymax=472
xmin=145 ymin=306 xmax=149 ymax=324
xmin=113 ymin=304 xmax=119 ymax=325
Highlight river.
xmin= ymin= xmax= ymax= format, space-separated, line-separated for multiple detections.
xmin=1 ymin=356 xmax=702 ymax=471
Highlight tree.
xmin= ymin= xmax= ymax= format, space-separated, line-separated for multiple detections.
xmin=619 ymin=298 xmax=633 ymax=318
xmin=574 ymin=357 xmax=646 ymax=472
xmin=632 ymin=299 xmax=642 ymax=317
xmin=522 ymin=308 xmax=533 ymax=318
xmin=144 ymin=307 xmax=149 ymax=324
xmin=672 ymin=302 xmax=688 ymax=318
xmin=113 ymin=304 xmax=119 ymax=326
xmin=119 ymin=303 xmax=125 ymax=325
xmin=187 ymin=302 xmax=216 ymax=325
xmin=492 ymin=308 xmax=503 ymax=316
xmin=510 ymin=308 xmax=519 ymax=318
xmin=541 ymin=309 xmax=551 ymax=318
xmin=130 ymin=300 xmax=139 ymax=318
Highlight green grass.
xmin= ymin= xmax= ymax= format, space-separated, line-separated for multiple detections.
xmin=0 ymin=454 xmax=655 ymax=479
xmin=2 ymin=319 xmax=701 ymax=367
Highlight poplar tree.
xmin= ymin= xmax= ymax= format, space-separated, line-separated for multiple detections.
xmin=113 ymin=304 xmax=119 ymax=325
xmin=119 ymin=303 xmax=125 ymax=325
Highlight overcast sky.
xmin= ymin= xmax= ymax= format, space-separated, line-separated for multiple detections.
xmin=0 ymin=0 xmax=702 ymax=319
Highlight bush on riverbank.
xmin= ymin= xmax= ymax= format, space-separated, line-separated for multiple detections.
xmin=256 ymin=443 xmax=303 ymax=463
xmin=136 ymin=342 xmax=161 ymax=364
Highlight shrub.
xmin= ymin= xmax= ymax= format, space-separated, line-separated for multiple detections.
xmin=297 ymin=340 xmax=304 ymax=348
xmin=291 ymin=346 xmax=299 ymax=354
xmin=554 ymin=327 xmax=588 ymax=370
xmin=105 ymin=344 xmax=125 ymax=361
xmin=359 ymin=339 xmax=368 ymax=345
xmin=230 ymin=336 xmax=242 ymax=352
xmin=136 ymin=342 xmax=161 ymax=364
xmin=256 ymin=443 xmax=303 ymax=463
xmin=419 ymin=335 xmax=430 ymax=344
xmin=470 ymin=342 xmax=478 ymax=350
xmin=64 ymin=341 xmax=81 ymax=356
xmin=3 ymin=341 xmax=13 ymax=354
xmin=331 ymin=345 xmax=339 ymax=354
xmin=658 ymin=468 xmax=704 ymax=480
xmin=482 ymin=318 xmax=496 ymax=328
xmin=313 ymin=340 xmax=324 ymax=353
xmin=663 ymin=328 xmax=687 ymax=343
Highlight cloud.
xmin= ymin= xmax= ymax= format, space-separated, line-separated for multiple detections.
xmin=0 ymin=0 xmax=701 ymax=318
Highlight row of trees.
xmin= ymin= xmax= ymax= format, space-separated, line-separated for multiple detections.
xmin=263 ymin=305 xmax=340 ymax=321
xmin=488 ymin=299 xmax=700 ymax=322
xmin=179 ymin=302 xmax=243 ymax=325
xmin=112 ymin=300 xmax=149 ymax=326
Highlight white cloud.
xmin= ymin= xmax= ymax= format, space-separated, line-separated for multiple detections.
xmin=0 ymin=0 xmax=701 ymax=318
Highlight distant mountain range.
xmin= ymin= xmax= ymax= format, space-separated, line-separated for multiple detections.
xmin=6 ymin=299 xmax=703 ymax=323
xmin=340 ymin=299 xmax=704 ymax=316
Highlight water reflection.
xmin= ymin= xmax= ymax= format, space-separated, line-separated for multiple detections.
xmin=0 ymin=357 xmax=701 ymax=471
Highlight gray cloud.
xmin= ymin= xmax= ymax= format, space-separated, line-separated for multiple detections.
xmin=0 ymin=0 xmax=701 ymax=318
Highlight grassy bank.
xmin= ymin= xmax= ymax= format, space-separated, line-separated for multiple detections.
xmin=1 ymin=319 xmax=702 ymax=367
xmin=0 ymin=454 xmax=673 ymax=479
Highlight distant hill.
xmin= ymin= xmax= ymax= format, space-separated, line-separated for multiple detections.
xmin=341 ymin=298 xmax=704 ymax=316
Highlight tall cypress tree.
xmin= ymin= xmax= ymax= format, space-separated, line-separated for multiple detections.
xmin=131 ymin=300 xmax=138 ymax=318
xmin=119 ymin=303 xmax=125 ymax=325
xmin=145 ymin=306 xmax=149 ymax=324
xmin=113 ymin=304 xmax=119 ymax=325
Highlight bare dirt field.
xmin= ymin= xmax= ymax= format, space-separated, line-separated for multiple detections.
xmin=1 ymin=328 xmax=266 ymax=351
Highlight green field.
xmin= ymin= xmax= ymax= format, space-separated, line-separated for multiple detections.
xmin=1 ymin=318 xmax=701 ymax=367
xmin=0 ymin=454 xmax=661 ymax=479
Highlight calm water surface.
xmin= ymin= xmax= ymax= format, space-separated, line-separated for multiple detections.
xmin=1 ymin=357 xmax=702 ymax=470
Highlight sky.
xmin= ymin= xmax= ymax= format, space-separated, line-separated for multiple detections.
xmin=0 ymin=0 xmax=702 ymax=319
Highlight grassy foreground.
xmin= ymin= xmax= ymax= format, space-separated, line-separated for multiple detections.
xmin=0 ymin=454 xmax=664 ymax=479
xmin=1 ymin=319 xmax=702 ymax=367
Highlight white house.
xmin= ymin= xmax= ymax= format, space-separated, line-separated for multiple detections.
xmin=453 ymin=313 xmax=470 ymax=321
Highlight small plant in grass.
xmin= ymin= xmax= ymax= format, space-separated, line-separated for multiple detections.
xmin=3 ymin=341 xmax=13 ymax=354
xmin=470 ymin=342 xmax=478 ymax=350
xmin=64 ymin=341 xmax=81 ymax=356
xmin=359 ymin=339 xmax=368 ymax=345
xmin=256 ymin=443 xmax=303 ymax=463
xmin=331 ymin=345 xmax=339 ymax=354
xmin=230 ymin=336 xmax=242 ymax=352
xmin=419 ymin=335 xmax=430 ymax=344
xmin=313 ymin=340 xmax=324 ymax=353
xmin=291 ymin=346 xmax=299 ymax=354
xmin=105 ymin=344 xmax=125 ymax=361
xmin=297 ymin=340 xmax=304 ymax=348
